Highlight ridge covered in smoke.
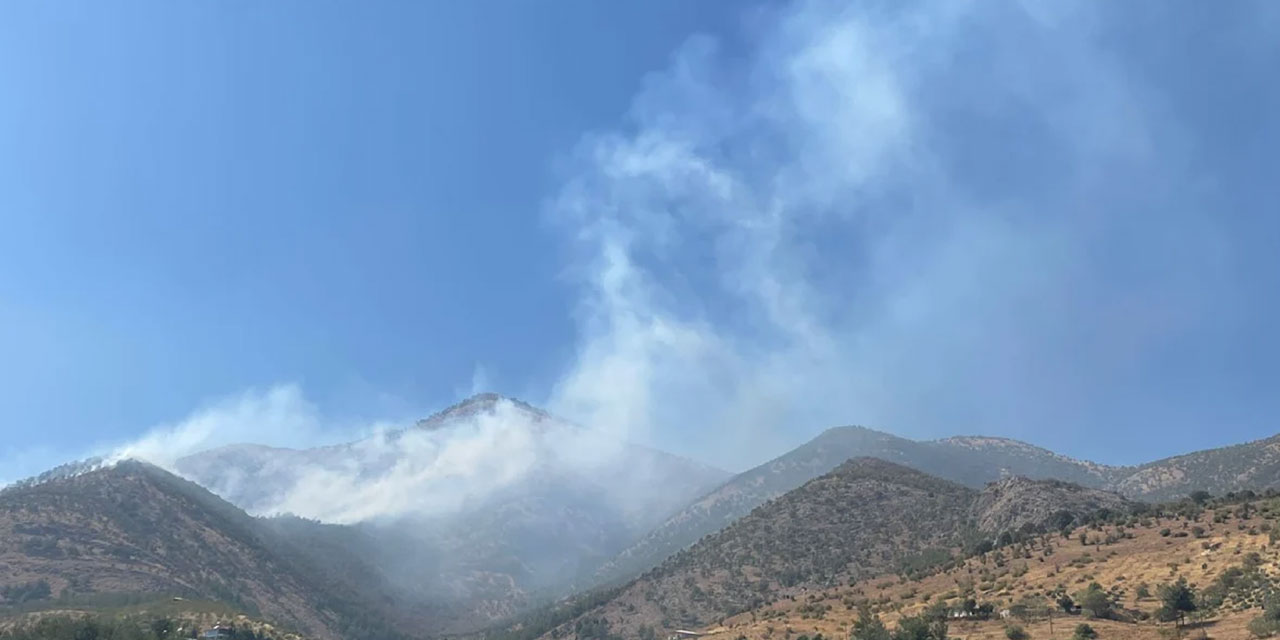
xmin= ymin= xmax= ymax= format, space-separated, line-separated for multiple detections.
xmin=170 ymin=392 xmax=727 ymax=526
xmin=1 ymin=456 xmax=113 ymax=492
xmin=7 ymin=0 xmax=1277 ymax=506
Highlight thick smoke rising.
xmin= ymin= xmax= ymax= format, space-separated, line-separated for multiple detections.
xmin=10 ymin=0 xmax=1276 ymax=515
xmin=105 ymin=385 xmax=344 ymax=469
xmin=545 ymin=0 xmax=1249 ymax=469
xmin=180 ymin=395 xmax=643 ymax=524
xmin=0 ymin=385 xmax=344 ymax=487
xmin=70 ymin=388 xmax=720 ymax=535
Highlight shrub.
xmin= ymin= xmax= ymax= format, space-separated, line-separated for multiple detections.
xmin=890 ymin=610 xmax=947 ymax=640
xmin=1251 ymin=617 xmax=1280 ymax=638
xmin=1249 ymin=594 xmax=1280 ymax=637
xmin=0 ymin=579 xmax=52 ymax=604
xmin=1005 ymin=624 xmax=1030 ymax=640
xmin=1056 ymin=594 xmax=1075 ymax=613
xmin=1072 ymin=623 xmax=1098 ymax=639
xmin=1075 ymin=583 xmax=1113 ymax=619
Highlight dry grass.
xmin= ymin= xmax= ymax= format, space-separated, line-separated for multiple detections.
xmin=705 ymin=506 xmax=1278 ymax=640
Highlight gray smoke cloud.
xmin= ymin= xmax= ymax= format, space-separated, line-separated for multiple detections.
xmin=544 ymin=0 xmax=1255 ymax=469
xmin=87 ymin=387 xmax=640 ymax=524
xmin=61 ymin=386 xmax=714 ymax=533
xmin=9 ymin=0 xmax=1275 ymax=512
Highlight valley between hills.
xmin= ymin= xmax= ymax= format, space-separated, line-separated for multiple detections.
xmin=4 ymin=395 xmax=1280 ymax=640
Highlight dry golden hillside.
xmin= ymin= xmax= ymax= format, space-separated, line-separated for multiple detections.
xmin=709 ymin=498 xmax=1280 ymax=640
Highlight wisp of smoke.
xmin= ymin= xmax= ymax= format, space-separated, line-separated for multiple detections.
xmin=104 ymin=385 xmax=337 ymax=469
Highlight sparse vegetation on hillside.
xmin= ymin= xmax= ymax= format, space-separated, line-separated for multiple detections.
xmin=0 ymin=462 xmax=406 ymax=640
xmin=483 ymin=585 xmax=626 ymax=640
xmin=700 ymin=490 xmax=1280 ymax=640
xmin=596 ymin=428 xmax=1128 ymax=588
xmin=17 ymin=420 xmax=1280 ymax=640
xmin=564 ymin=459 xmax=976 ymax=639
xmin=0 ymin=614 xmax=280 ymax=640
xmin=525 ymin=460 xmax=1141 ymax=640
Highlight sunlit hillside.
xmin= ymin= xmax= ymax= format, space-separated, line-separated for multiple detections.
xmin=712 ymin=496 xmax=1280 ymax=640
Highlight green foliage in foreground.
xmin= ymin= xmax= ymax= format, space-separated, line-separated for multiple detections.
xmin=0 ymin=615 xmax=274 ymax=640
xmin=1250 ymin=594 xmax=1280 ymax=638
xmin=849 ymin=606 xmax=947 ymax=640
xmin=849 ymin=607 xmax=890 ymax=640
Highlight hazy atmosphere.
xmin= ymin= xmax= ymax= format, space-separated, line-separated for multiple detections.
xmin=6 ymin=5 xmax=1280 ymax=640
xmin=4 ymin=0 xmax=1280 ymax=484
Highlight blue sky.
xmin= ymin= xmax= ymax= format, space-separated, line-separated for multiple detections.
xmin=2 ymin=1 xmax=1280 ymax=476
xmin=0 ymin=1 xmax=745 ymax=472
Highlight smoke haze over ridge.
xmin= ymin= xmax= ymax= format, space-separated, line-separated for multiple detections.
xmin=3 ymin=0 xmax=1280 ymax=500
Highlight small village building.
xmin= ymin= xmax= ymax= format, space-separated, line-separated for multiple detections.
xmin=201 ymin=625 xmax=234 ymax=639
xmin=667 ymin=631 xmax=706 ymax=640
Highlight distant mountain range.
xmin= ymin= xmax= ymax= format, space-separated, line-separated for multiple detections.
xmin=2 ymin=393 xmax=1278 ymax=640
xmin=593 ymin=424 xmax=1280 ymax=587
xmin=532 ymin=458 xmax=1134 ymax=640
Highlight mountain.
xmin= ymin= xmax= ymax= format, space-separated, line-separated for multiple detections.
xmin=179 ymin=393 xmax=728 ymax=532
xmin=595 ymin=426 xmax=1280 ymax=588
xmin=175 ymin=393 xmax=731 ymax=634
xmin=931 ymin=435 xmax=1125 ymax=487
xmin=593 ymin=426 xmax=1121 ymax=585
xmin=1114 ymin=433 xmax=1280 ymax=502
xmin=711 ymin=490 xmax=1275 ymax=640
xmin=0 ymin=461 xmax=401 ymax=640
xmin=968 ymin=475 xmax=1131 ymax=536
xmin=532 ymin=459 xmax=1133 ymax=640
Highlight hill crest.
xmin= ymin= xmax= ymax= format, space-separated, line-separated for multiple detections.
xmin=0 ymin=461 xmax=362 ymax=640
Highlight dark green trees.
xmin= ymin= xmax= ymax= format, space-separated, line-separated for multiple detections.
xmin=849 ymin=607 xmax=891 ymax=640
xmin=1156 ymin=577 xmax=1197 ymax=627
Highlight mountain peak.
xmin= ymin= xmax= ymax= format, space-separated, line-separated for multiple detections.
xmin=828 ymin=456 xmax=968 ymax=493
xmin=936 ymin=435 xmax=1118 ymax=475
xmin=935 ymin=434 xmax=1051 ymax=451
xmin=817 ymin=424 xmax=898 ymax=438
xmin=413 ymin=392 xmax=553 ymax=431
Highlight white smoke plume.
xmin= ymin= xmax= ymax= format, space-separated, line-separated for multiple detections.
xmin=12 ymin=0 xmax=1271 ymax=518
xmin=200 ymin=396 xmax=633 ymax=524
xmin=544 ymin=0 xmax=1239 ymax=469
xmin=57 ymin=386 xmax=687 ymax=527
xmin=104 ymin=385 xmax=341 ymax=469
